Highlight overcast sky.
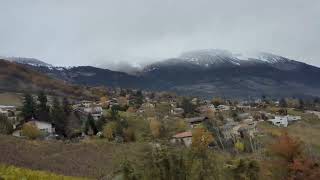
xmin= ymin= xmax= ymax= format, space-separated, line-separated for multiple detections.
xmin=0 ymin=0 xmax=320 ymax=67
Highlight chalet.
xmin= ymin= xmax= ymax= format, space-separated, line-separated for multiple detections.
xmin=269 ymin=116 xmax=288 ymax=127
xmin=12 ymin=120 xmax=55 ymax=137
xmin=0 ymin=105 xmax=16 ymax=112
xmin=185 ymin=117 xmax=208 ymax=128
xmin=171 ymin=131 xmax=192 ymax=147
xmin=0 ymin=105 xmax=17 ymax=121
xmin=268 ymin=115 xmax=301 ymax=127
xmin=208 ymin=104 xmax=216 ymax=111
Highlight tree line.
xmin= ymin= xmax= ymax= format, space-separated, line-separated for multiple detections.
xmin=21 ymin=92 xmax=71 ymax=136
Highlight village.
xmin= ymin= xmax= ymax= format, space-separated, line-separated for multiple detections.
xmin=0 ymin=88 xmax=318 ymax=153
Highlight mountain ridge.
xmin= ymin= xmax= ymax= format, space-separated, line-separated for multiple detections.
xmin=2 ymin=49 xmax=320 ymax=98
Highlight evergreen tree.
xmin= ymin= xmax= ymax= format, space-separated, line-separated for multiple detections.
xmin=298 ymin=98 xmax=305 ymax=110
xmin=279 ymin=98 xmax=287 ymax=108
xmin=135 ymin=90 xmax=143 ymax=108
xmin=96 ymin=116 xmax=106 ymax=132
xmin=110 ymin=105 xmax=120 ymax=121
xmin=62 ymin=97 xmax=72 ymax=116
xmin=181 ymin=98 xmax=195 ymax=115
xmin=51 ymin=97 xmax=66 ymax=136
xmin=36 ymin=91 xmax=50 ymax=122
xmin=21 ymin=93 xmax=36 ymax=120
xmin=85 ymin=114 xmax=98 ymax=135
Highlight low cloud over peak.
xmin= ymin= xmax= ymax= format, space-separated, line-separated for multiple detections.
xmin=0 ymin=0 xmax=319 ymax=67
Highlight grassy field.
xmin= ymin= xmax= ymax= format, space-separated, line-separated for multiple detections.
xmin=0 ymin=135 xmax=151 ymax=179
xmin=0 ymin=92 xmax=23 ymax=106
xmin=0 ymin=164 xmax=88 ymax=180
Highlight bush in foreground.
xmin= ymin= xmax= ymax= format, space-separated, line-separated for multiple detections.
xmin=0 ymin=164 xmax=87 ymax=180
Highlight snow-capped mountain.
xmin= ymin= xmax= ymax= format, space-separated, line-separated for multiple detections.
xmin=180 ymin=49 xmax=242 ymax=66
xmin=2 ymin=49 xmax=320 ymax=98
xmin=0 ymin=57 xmax=53 ymax=67
xmin=140 ymin=49 xmax=320 ymax=98
xmin=143 ymin=49 xmax=303 ymax=73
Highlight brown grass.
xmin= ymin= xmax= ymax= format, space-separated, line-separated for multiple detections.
xmin=0 ymin=92 xmax=23 ymax=106
xmin=0 ymin=135 xmax=120 ymax=179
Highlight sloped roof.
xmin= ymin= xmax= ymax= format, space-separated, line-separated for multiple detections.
xmin=172 ymin=131 xmax=192 ymax=138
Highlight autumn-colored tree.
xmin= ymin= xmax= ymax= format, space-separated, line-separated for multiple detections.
xmin=211 ymin=97 xmax=224 ymax=107
xmin=21 ymin=123 xmax=41 ymax=139
xmin=149 ymin=118 xmax=162 ymax=138
xmin=278 ymin=108 xmax=288 ymax=116
xmin=103 ymin=121 xmax=118 ymax=141
xmin=288 ymin=158 xmax=320 ymax=180
xmin=270 ymin=132 xmax=302 ymax=163
xmin=191 ymin=128 xmax=214 ymax=154
xmin=118 ymin=96 xmax=128 ymax=107
xmin=100 ymin=96 xmax=109 ymax=108
xmin=123 ymin=127 xmax=135 ymax=142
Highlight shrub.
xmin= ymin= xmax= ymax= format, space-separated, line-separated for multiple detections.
xmin=149 ymin=118 xmax=162 ymax=138
xmin=192 ymin=128 xmax=214 ymax=154
xmin=0 ymin=164 xmax=86 ymax=180
xmin=235 ymin=141 xmax=245 ymax=152
xmin=123 ymin=127 xmax=135 ymax=142
xmin=103 ymin=122 xmax=118 ymax=141
xmin=21 ymin=123 xmax=41 ymax=139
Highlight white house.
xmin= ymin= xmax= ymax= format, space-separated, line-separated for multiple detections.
xmin=12 ymin=120 xmax=55 ymax=137
xmin=268 ymin=115 xmax=301 ymax=127
xmin=208 ymin=104 xmax=215 ymax=111
xmin=269 ymin=116 xmax=289 ymax=127
xmin=287 ymin=115 xmax=301 ymax=121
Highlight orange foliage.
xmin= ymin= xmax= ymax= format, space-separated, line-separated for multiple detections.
xmin=191 ymin=128 xmax=214 ymax=153
xmin=288 ymin=158 xmax=320 ymax=180
xmin=270 ymin=132 xmax=302 ymax=162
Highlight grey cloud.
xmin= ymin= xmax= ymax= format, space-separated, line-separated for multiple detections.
xmin=0 ymin=0 xmax=319 ymax=67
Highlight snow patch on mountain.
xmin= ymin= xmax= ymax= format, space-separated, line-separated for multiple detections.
xmin=1 ymin=56 xmax=53 ymax=67
xmin=176 ymin=49 xmax=294 ymax=67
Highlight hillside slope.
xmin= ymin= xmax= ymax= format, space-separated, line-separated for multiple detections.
xmin=0 ymin=60 xmax=93 ymax=98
